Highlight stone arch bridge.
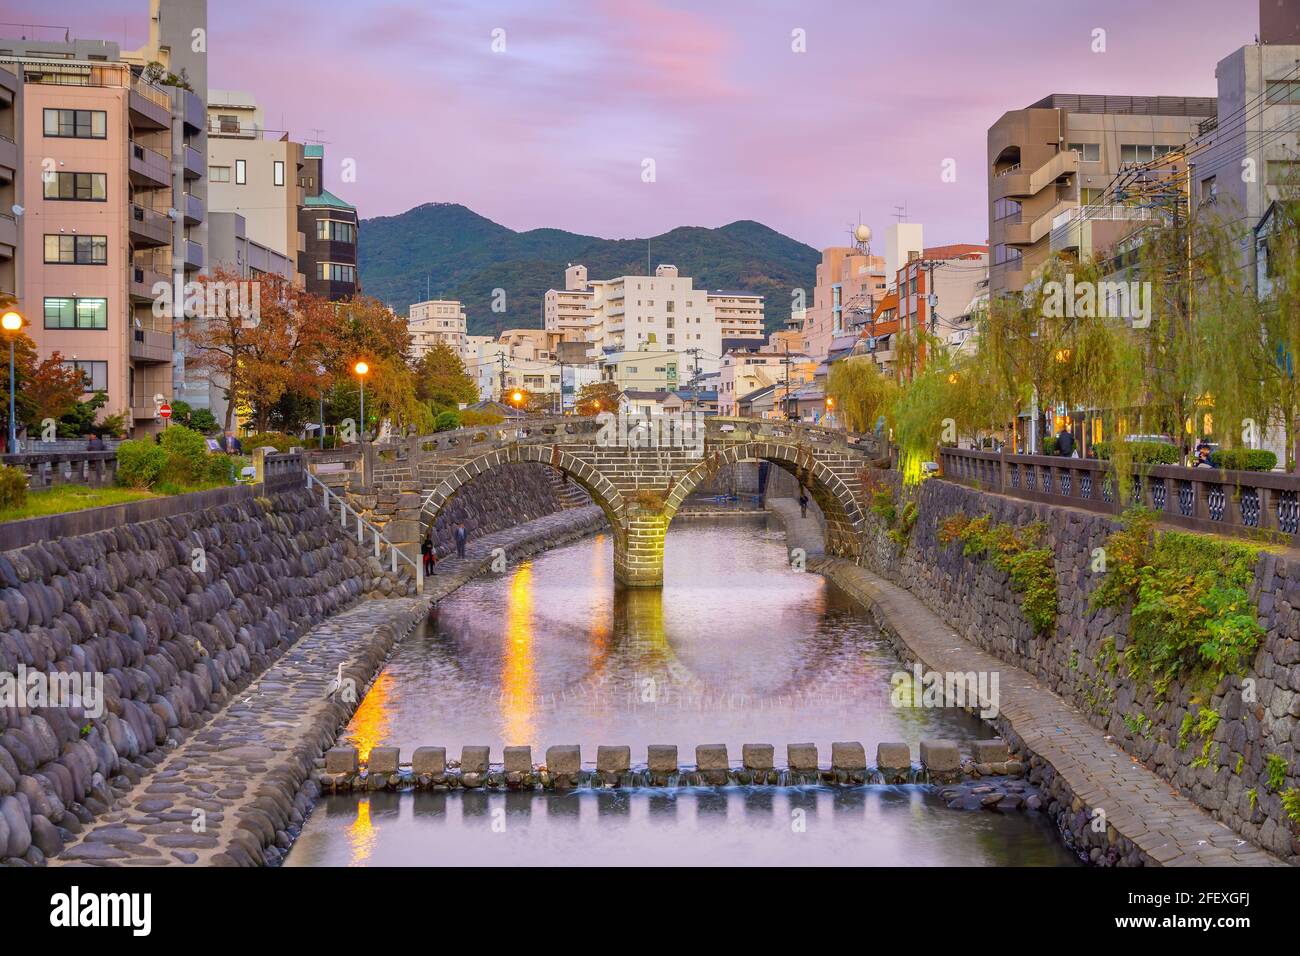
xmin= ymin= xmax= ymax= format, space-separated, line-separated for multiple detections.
xmin=332 ymin=416 xmax=884 ymax=587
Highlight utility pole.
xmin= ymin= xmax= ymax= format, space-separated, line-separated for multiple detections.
xmin=497 ymin=350 xmax=507 ymax=404
xmin=783 ymin=342 xmax=792 ymax=420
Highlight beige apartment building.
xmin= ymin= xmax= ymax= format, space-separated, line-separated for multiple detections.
xmin=987 ymin=94 xmax=1214 ymax=296
xmin=206 ymin=90 xmax=304 ymax=270
xmin=800 ymin=245 xmax=888 ymax=362
xmin=407 ymin=299 xmax=467 ymax=359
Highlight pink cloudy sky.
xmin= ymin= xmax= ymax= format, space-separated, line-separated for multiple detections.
xmin=6 ymin=0 xmax=1260 ymax=248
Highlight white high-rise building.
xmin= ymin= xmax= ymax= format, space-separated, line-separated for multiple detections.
xmin=543 ymin=263 xmax=764 ymax=374
xmin=408 ymin=299 xmax=467 ymax=359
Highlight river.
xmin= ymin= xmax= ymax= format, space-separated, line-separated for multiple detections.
xmin=287 ymin=514 xmax=1079 ymax=866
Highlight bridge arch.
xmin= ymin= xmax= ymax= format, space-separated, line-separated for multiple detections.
xmin=662 ymin=440 xmax=864 ymax=557
xmin=418 ymin=443 xmax=627 ymax=552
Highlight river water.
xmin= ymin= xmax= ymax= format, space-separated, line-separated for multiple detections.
xmin=287 ymin=515 xmax=1079 ymax=866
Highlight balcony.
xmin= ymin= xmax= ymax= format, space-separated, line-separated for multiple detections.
xmin=183 ymin=239 xmax=204 ymax=271
xmin=182 ymin=89 xmax=204 ymax=134
xmin=0 ymin=212 xmax=15 ymax=259
xmin=182 ymin=144 xmax=203 ymax=180
xmin=128 ymin=80 xmax=171 ymax=131
xmin=0 ymin=133 xmax=15 ymax=185
xmin=130 ymin=265 xmax=168 ymax=302
xmin=129 ymin=204 xmax=171 ymax=248
xmin=183 ymin=192 xmax=204 ymax=225
xmin=1049 ymin=205 xmax=1164 ymax=257
xmin=130 ymin=327 xmax=172 ymax=364
xmin=992 ymin=150 xmax=1078 ymax=201
xmin=129 ymin=141 xmax=170 ymax=189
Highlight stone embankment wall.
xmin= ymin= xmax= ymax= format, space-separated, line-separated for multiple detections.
xmin=0 ymin=489 xmax=374 ymax=865
xmin=861 ymin=471 xmax=1300 ymax=863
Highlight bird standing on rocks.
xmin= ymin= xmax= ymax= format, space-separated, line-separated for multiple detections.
xmin=326 ymin=663 xmax=345 ymax=700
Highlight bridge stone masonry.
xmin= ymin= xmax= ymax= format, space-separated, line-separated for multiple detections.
xmin=337 ymin=416 xmax=885 ymax=587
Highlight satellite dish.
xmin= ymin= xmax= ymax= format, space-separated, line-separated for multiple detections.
xmin=854 ymin=224 xmax=872 ymax=244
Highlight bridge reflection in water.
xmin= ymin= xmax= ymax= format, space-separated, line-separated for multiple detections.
xmin=287 ymin=515 xmax=1081 ymax=866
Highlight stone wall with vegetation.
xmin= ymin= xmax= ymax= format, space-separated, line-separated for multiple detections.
xmin=860 ymin=470 xmax=1300 ymax=863
xmin=0 ymin=489 xmax=371 ymax=864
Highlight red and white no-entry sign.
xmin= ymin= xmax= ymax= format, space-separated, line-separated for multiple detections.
xmin=159 ymin=403 xmax=172 ymax=419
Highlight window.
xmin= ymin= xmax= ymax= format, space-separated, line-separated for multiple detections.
xmin=1067 ymin=142 xmax=1100 ymax=162
xmin=993 ymin=244 xmax=1022 ymax=266
xmin=317 ymin=262 xmax=356 ymax=283
xmin=44 ymin=234 xmax=108 ymax=265
xmin=43 ymin=108 xmax=107 ymax=139
xmin=1201 ymin=175 xmax=1218 ymax=204
xmin=993 ymin=197 xmax=1022 ymax=221
xmin=209 ymin=165 xmax=231 ymax=182
xmin=63 ymin=360 xmax=108 ymax=393
xmin=1120 ymin=144 xmax=1174 ymax=164
xmin=44 ymin=297 xmax=108 ymax=330
xmin=235 ymin=159 xmax=246 ymax=184
xmin=1080 ymin=187 xmax=1106 ymax=205
xmin=666 ymin=300 xmax=675 ymax=312
xmin=315 ymin=219 xmax=355 ymax=243
xmin=1267 ymin=80 xmax=1300 ymax=104
xmin=273 ymin=160 xmax=284 ymax=186
xmin=43 ymin=172 xmax=107 ymax=201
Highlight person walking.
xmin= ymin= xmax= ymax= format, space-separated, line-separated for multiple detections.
xmin=454 ymin=522 xmax=468 ymax=559
xmin=85 ymin=433 xmax=106 ymax=451
xmin=421 ymin=534 xmax=435 ymax=576
xmin=798 ymin=492 xmax=809 ymax=518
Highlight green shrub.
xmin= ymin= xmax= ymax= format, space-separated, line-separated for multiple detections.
xmin=937 ymin=512 xmax=1057 ymax=633
xmin=1209 ymin=448 xmax=1277 ymax=472
xmin=242 ymin=431 xmax=297 ymax=453
xmin=0 ymin=464 xmax=28 ymax=510
xmin=433 ymin=410 xmax=462 ymax=432
xmin=116 ymin=439 xmax=168 ymax=488
xmin=1095 ymin=440 xmax=1180 ymax=465
xmin=1092 ymin=507 xmax=1264 ymax=696
xmin=158 ymin=426 xmax=210 ymax=485
xmin=205 ymin=453 xmax=235 ymax=485
xmin=1266 ymin=753 xmax=1289 ymax=792
xmin=1040 ymin=436 xmax=1058 ymax=456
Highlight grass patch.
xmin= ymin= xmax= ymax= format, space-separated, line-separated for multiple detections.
xmin=0 ymin=481 xmax=233 ymax=523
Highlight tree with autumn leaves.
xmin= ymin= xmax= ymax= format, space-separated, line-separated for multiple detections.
xmin=0 ymin=319 xmax=102 ymax=446
xmin=183 ymin=269 xmax=477 ymax=438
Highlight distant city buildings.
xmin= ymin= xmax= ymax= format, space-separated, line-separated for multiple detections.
xmin=407 ymin=299 xmax=467 ymax=359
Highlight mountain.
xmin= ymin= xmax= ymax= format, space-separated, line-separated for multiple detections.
xmin=356 ymin=203 xmax=820 ymax=338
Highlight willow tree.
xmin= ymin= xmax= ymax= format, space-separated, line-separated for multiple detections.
xmin=827 ymin=356 xmax=899 ymax=434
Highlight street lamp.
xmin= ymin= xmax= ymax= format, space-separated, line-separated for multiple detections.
xmin=1 ymin=309 xmax=23 ymax=453
xmin=354 ymin=360 xmax=369 ymax=440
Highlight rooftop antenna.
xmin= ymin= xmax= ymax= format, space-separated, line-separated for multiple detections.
xmin=892 ymin=204 xmax=909 ymax=223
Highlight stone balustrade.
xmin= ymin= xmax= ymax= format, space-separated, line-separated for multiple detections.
xmin=1 ymin=451 xmax=118 ymax=490
xmin=939 ymin=445 xmax=1300 ymax=544
xmin=318 ymin=738 xmax=1022 ymax=793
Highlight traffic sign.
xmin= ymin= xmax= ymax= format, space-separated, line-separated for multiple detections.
xmin=159 ymin=403 xmax=172 ymax=419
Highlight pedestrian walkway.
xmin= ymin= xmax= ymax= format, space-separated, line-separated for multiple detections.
xmin=815 ymin=557 xmax=1286 ymax=867
xmin=767 ymin=497 xmax=825 ymax=556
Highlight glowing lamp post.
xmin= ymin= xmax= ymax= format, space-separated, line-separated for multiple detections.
xmin=354 ymin=360 xmax=369 ymax=440
xmin=824 ymin=395 xmax=835 ymax=426
xmin=1 ymin=309 xmax=23 ymax=452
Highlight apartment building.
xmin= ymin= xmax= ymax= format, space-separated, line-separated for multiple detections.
xmin=407 ymin=299 xmax=467 ymax=359
xmin=600 ymin=348 xmax=686 ymax=392
xmin=298 ymin=144 xmax=358 ymax=300
xmin=544 ymin=263 xmax=765 ymax=372
xmin=894 ymin=244 xmax=988 ymax=377
xmin=717 ymin=349 xmax=814 ymax=417
xmin=0 ymin=65 xmax=19 ymax=308
xmin=800 ymin=245 xmax=888 ymax=362
xmin=987 ymin=93 xmax=1214 ymax=296
xmin=206 ymin=90 xmax=304 ymax=272
xmin=1194 ymin=10 xmax=1300 ymax=277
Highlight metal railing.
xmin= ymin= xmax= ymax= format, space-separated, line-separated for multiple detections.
xmin=939 ymin=446 xmax=1300 ymax=542
xmin=304 ymin=470 xmax=423 ymax=593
